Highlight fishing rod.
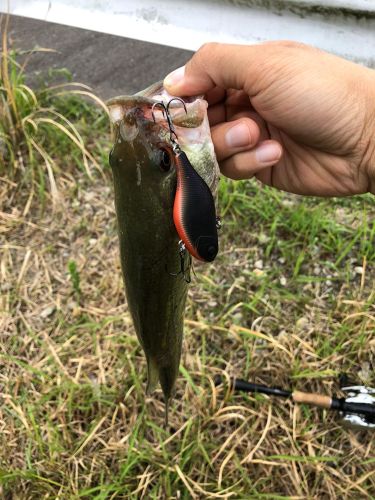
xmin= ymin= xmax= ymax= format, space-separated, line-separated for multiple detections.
xmin=215 ymin=376 xmax=375 ymax=430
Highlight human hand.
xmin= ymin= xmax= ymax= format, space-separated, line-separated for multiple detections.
xmin=164 ymin=42 xmax=375 ymax=196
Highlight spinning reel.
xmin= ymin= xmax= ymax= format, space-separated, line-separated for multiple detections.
xmin=339 ymin=383 xmax=375 ymax=430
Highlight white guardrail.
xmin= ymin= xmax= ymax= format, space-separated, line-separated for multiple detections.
xmin=1 ymin=0 xmax=375 ymax=67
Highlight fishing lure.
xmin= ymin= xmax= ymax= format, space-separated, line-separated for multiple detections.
xmin=152 ymin=99 xmax=219 ymax=264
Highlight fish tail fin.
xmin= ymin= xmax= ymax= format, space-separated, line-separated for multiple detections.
xmin=159 ymin=366 xmax=176 ymax=429
xmin=146 ymin=360 xmax=177 ymax=427
xmin=146 ymin=356 xmax=159 ymax=395
xmin=164 ymin=397 xmax=170 ymax=429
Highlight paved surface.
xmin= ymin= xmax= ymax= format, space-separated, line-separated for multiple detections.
xmin=8 ymin=15 xmax=193 ymax=100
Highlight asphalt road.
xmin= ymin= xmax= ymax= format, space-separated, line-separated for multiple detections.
xmin=8 ymin=15 xmax=193 ymax=100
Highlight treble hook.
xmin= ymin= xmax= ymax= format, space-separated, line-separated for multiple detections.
xmin=166 ymin=240 xmax=192 ymax=283
xmin=151 ymin=98 xmax=188 ymax=150
xmin=166 ymin=98 xmax=187 ymax=148
xmin=151 ymin=101 xmax=167 ymax=123
xmin=166 ymin=97 xmax=187 ymax=115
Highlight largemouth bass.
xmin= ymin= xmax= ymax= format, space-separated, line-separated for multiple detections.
xmin=107 ymin=82 xmax=219 ymax=419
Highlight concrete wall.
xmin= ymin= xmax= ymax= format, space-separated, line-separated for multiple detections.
xmin=1 ymin=0 xmax=375 ymax=67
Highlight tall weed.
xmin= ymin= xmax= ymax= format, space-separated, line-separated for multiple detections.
xmin=0 ymin=16 xmax=108 ymax=209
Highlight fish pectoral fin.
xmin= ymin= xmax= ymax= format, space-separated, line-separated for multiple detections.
xmin=146 ymin=356 xmax=159 ymax=395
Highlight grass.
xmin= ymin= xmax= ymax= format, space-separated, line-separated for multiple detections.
xmin=0 ymin=15 xmax=107 ymax=210
xmin=1 ymin=49 xmax=374 ymax=499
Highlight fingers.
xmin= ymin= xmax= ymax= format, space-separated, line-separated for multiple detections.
xmin=207 ymin=90 xmax=254 ymax=126
xmin=163 ymin=41 xmax=283 ymax=181
xmin=219 ymin=140 xmax=282 ymax=180
xmin=207 ymin=104 xmax=226 ymax=126
xmin=205 ymin=86 xmax=226 ymax=106
xmin=164 ymin=42 xmax=262 ymax=96
xmin=211 ymin=118 xmax=260 ymax=161
xmin=211 ymin=117 xmax=282 ymax=179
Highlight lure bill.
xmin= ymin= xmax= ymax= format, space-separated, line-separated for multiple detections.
xmin=107 ymin=82 xmax=220 ymax=421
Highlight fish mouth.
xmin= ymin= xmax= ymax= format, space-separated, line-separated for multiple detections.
xmin=106 ymin=81 xmax=206 ymax=130
xmin=106 ymin=81 xmax=220 ymax=194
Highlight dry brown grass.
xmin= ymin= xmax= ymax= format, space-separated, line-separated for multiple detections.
xmin=1 ymin=117 xmax=375 ymax=497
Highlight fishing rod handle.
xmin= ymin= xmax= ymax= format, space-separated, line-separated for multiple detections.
xmin=292 ymin=391 xmax=332 ymax=409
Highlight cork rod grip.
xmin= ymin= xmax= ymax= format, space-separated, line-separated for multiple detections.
xmin=292 ymin=391 xmax=332 ymax=409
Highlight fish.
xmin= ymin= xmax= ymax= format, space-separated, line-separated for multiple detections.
xmin=107 ymin=82 xmax=220 ymax=420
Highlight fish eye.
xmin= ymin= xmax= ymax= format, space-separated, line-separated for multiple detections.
xmin=159 ymin=148 xmax=172 ymax=172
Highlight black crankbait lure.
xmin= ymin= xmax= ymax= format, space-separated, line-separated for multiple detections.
xmin=173 ymin=147 xmax=218 ymax=262
xmin=152 ymin=98 xmax=219 ymax=263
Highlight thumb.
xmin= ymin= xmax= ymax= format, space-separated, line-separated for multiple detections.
xmin=164 ymin=42 xmax=261 ymax=96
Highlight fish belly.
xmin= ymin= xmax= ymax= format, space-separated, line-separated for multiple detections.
xmin=118 ymin=220 xmax=188 ymax=402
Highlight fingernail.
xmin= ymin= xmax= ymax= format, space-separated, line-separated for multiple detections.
xmin=256 ymin=143 xmax=282 ymax=164
xmin=225 ymin=123 xmax=251 ymax=148
xmin=164 ymin=66 xmax=185 ymax=88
